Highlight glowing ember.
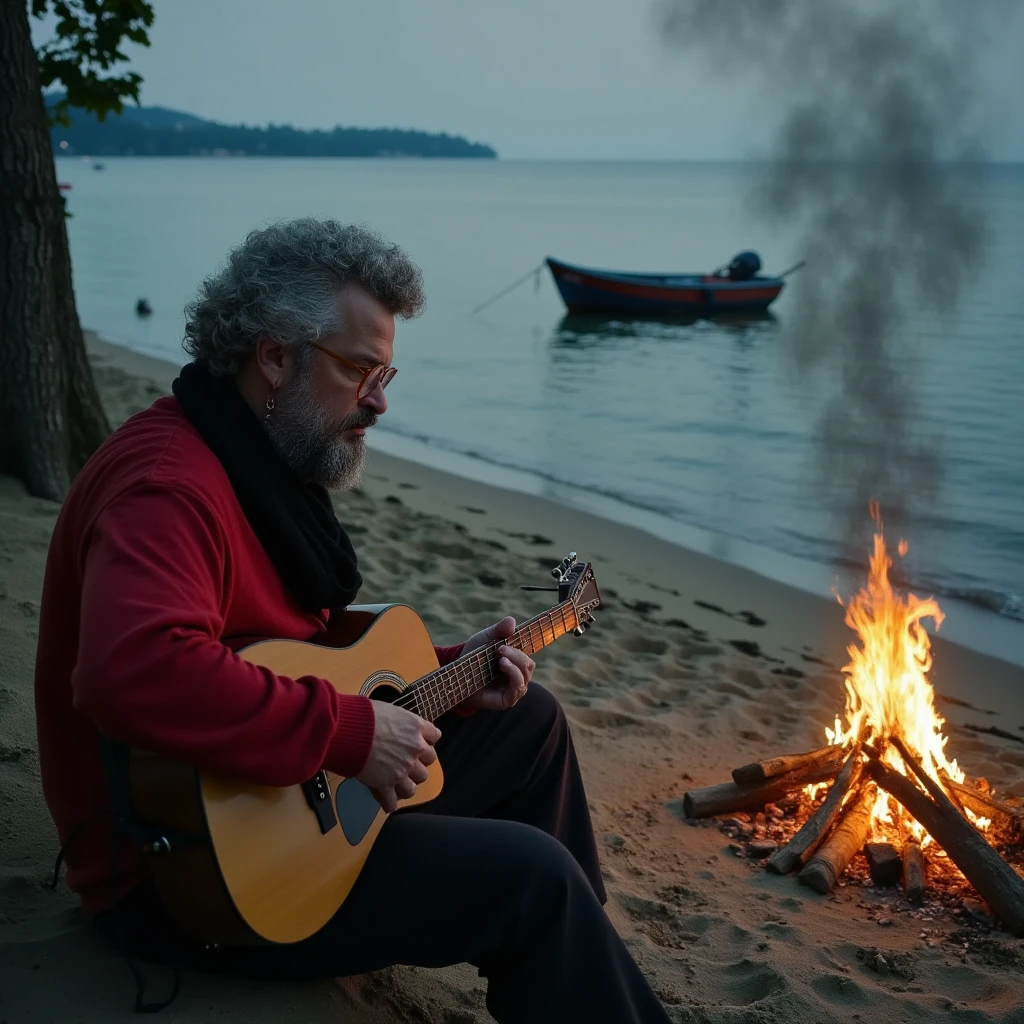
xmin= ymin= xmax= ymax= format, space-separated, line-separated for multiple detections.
xmin=820 ymin=506 xmax=989 ymax=842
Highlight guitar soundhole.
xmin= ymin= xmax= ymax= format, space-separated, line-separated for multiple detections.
xmin=368 ymin=682 xmax=403 ymax=704
xmin=332 ymin=677 xmax=406 ymax=845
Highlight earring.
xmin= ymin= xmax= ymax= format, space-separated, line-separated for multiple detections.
xmin=264 ymin=389 xmax=276 ymax=427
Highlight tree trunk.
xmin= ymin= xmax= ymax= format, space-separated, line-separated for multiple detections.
xmin=0 ymin=0 xmax=110 ymax=500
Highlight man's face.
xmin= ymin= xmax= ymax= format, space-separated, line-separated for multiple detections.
xmin=267 ymin=282 xmax=395 ymax=490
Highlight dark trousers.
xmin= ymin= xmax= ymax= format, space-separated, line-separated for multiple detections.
xmin=96 ymin=685 xmax=671 ymax=1023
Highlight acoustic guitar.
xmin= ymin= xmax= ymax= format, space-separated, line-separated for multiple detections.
xmin=129 ymin=553 xmax=600 ymax=946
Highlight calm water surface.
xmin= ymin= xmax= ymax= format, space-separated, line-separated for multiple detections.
xmin=57 ymin=158 xmax=1024 ymax=660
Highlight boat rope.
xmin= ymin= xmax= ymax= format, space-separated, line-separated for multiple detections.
xmin=777 ymin=259 xmax=806 ymax=278
xmin=469 ymin=262 xmax=546 ymax=316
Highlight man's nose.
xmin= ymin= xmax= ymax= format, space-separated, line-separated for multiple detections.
xmin=359 ymin=384 xmax=388 ymax=415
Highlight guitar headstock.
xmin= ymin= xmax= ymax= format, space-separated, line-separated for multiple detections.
xmin=552 ymin=552 xmax=601 ymax=635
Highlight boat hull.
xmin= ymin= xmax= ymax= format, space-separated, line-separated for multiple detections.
xmin=546 ymin=257 xmax=784 ymax=316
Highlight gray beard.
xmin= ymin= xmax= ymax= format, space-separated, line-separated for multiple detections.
xmin=266 ymin=374 xmax=374 ymax=490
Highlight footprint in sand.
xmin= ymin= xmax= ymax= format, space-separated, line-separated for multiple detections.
xmin=809 ymin=972 xmax=871 ymax=1007
xmin=567 ymin=708 xmax=670 ymax=735
xmin=711 ymin=680 xmax=756 ymax=700
xmin=620 ymin=634 xmax=670 ymax=656
xmin=716 ymin=959 xmax=791 ymax=1006
xmin=694 ymin=600 xmax=768 ymax=628
xmin=421 ymin=542 xmax=478 ymax=560
xmin=616 ymin=894 xmax=719 ymax=948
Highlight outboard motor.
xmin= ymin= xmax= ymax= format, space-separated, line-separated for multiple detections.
xmin=726 ymin=250 xmax=761 ymax=281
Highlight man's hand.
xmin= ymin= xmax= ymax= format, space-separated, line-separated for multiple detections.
xmin=356 ymin=701 xmax=440 ymax=813
xmin=459 ymin=616 xmax=536 ymax=712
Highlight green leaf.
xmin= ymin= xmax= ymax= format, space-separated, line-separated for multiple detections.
xmin=33 ymin=0 xmax=155 ymax=127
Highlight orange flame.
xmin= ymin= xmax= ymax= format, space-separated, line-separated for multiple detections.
xmin=823 ymin=506 xmax=987 ymax=841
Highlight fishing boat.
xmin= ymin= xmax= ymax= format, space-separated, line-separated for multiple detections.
xmin=546 ymin=251 xmax=791 ymax=317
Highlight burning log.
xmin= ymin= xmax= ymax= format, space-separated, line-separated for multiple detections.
xmin=732 ymin=744 xmax=843 ymax=784
xmin=683 ymin=758 xmax=843 ymax=819
xmin=902 ymin=841 xmax=926 ymax=902
xmin=945 ymin=778 xmax=1024 ymax=833
xmin=869 ymin=759 xmax=1024 ymax=936
xmin=766 ymin=745 xmax=863 ymax=875
xmin=798 ymin=782 xmax=877 ymax=894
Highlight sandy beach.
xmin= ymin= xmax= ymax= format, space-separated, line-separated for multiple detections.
xmin=1 ymin=335 xmax=1022 ymax=1024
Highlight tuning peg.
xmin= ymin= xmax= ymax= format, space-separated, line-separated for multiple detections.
xmin=573 ymin=624 xmax=587 ymax=636
xmin=568 ymin=552 xmax=577 ymax=564
xmin=585 ymin=614 xmax=596 ymax=628
xmin=550 ymin=567 xmax=563 ymax=579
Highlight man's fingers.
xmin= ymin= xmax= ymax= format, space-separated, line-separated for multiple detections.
xmin=499 ymin=658 xmax=522 ymax=687
xmin=499 ymin=646 xmax=535 ymax=681
xmin=418 ymin=742 xmax=438 ymax=767
xmin=395 ymin=777 xmax=417 ymax=801
xmin=409 ymin=761 xmax=429 ymax=785
xmin=373 ymin=787 xmax=398 ymax=814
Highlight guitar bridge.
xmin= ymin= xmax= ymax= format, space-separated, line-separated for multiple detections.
xmin=301 ymin=770 xmax=338 ymax=834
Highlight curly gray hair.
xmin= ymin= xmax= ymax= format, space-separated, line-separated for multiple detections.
xmin=183 ymin=218 xmax=425 ymax=375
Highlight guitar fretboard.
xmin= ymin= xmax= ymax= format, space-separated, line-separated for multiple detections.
xmin=404 ymin=600 xmax=580 ymax=721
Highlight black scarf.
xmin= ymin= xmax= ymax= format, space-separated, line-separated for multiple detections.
xmin=171 ymin=361 xmax=362 ymax=614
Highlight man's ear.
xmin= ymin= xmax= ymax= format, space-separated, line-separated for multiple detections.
xmin=254 ymin=336 xmax=292 ymax=390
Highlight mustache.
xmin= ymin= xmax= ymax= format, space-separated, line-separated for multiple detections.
xmin=339 ymin=409 xmax=378 ymax=431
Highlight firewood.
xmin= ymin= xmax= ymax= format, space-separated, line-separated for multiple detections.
xmin=869 ymin=758 xmax=1024 ymax=936
xmin=799 ymin=782 xmax=876 ymax=894
xmin=864 ymin=842 xmax=902 ymax=886
xmin=732 ymin=744 xmax=843 ymax=784
xmin=945 ymin=778 xmax=1024 ymax=833
xmin=683 ymin=757 xmax=844 ymax=819
xmin=766 ymin=745 xmax=863 ymax=875
xmin=902 ymin=841 xmax=926 ymax=902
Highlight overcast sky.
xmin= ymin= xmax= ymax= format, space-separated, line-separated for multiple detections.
xmin=33 ymin=0 xmax=1024 ymax=160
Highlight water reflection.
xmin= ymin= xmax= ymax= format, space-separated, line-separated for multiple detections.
xmin=551 ymin=310 xmax=778 ymax=349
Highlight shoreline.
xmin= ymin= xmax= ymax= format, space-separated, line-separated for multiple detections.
xmin=87 ymin=332 xmax=1024 ymax=691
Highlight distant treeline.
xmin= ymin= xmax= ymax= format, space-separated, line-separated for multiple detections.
xmin=47 ymin=94 xmax=497 ymax=159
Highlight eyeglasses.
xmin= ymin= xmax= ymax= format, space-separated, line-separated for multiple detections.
xmin=310 ymin=343 xmax=397 ymax=399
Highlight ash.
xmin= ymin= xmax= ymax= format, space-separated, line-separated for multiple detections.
xmin=708 ymin=790 xmax=1024 ymax=946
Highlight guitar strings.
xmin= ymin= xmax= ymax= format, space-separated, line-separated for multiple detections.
xmin=387 ymin=606 xmax=576 ymax=718
xmin=393 ymin=613 xmax=563 ymax=715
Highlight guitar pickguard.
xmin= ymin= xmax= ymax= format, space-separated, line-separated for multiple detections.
xmin=334 ymin=778 xmax=383 ymax=846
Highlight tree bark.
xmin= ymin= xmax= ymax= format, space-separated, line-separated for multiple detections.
xmin=0 ymin=0 xmax=110 ymax=500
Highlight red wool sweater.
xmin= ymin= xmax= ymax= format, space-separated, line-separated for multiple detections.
xmin=34 ymin=397 xmax=463 ymax=913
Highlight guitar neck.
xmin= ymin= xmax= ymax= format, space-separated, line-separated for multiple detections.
xmin=406 ymin=600 xmax=580 ymax=721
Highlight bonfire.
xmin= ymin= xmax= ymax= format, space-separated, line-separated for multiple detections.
xmin=683 ymin=507 xmax=1024 ymax=934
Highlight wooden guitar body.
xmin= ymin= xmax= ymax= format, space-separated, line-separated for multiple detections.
xmin=128 ymin=555 xmax=600 ymax=948
xmin=130 ymin=603 xmax=443 ymax=946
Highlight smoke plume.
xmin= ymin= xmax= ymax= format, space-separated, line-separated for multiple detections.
xmin=657 ymin=0 xmax=991 ymax=553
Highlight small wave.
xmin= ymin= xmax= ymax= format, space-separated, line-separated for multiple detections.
xmin=932 ymin=586 xmax=1024 ymax=622
xmin=373 ymin=424 xmax=1024 ymax=627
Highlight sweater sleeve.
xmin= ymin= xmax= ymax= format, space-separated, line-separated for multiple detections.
xmin=433 ymin=643 xmax=464 ymax=666
xmin=71 ymin=484 xmax=375 ymax=786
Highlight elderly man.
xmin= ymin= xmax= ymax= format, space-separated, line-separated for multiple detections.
xmin=34 ymin=219 xmax=671 ymax=1023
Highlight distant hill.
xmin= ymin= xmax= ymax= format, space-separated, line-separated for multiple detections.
xmin=46 ymin=93 xmax=497 ymax=159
